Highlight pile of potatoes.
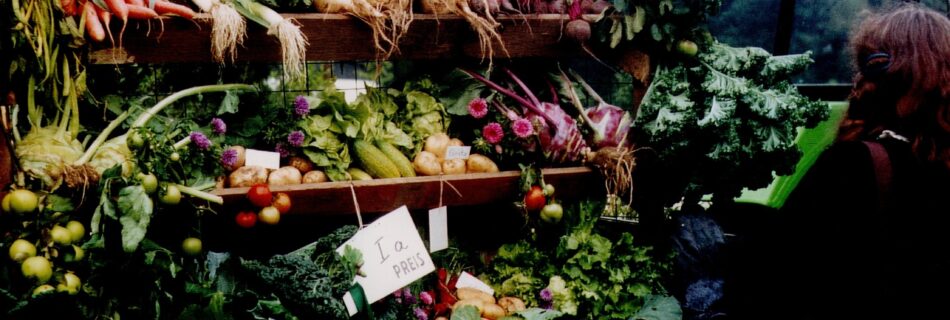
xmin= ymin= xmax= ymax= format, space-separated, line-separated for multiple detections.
xmin=222 ymin=146 xmax=329 ymax=188
xmin=439 ymin=288 xmax=526 ymax=320
xmin=413 ymin=133 xmax=499 ymax=176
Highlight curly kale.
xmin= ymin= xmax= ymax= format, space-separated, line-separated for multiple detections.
xmin=635 ymin=42 xmax=829 ymax=204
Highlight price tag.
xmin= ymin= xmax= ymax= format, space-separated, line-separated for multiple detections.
xmin=244 ymin=149 xmax=281 ymax=170
xmin=339 ymin=206 xmax=435 ymax=316
xmin=455 ymin=271 xmax=495 ymax=296
xmin=444 ymin=146 xmax=471 ymax=160
xmin=429 ymin=206 xmax=448 ymax=253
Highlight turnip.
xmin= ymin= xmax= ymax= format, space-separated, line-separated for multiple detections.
xmin=565 ymin=19 xmax=591 ymax=43
xmin=192 ymin=0 xmax=247 ymax=63
xmin=229 ymin=165 xmax=268 ymax=187
xmin=229 ymin=0 xmax=308 ymax=81
xmin=268 ymin=166 xmax=302 ymax=186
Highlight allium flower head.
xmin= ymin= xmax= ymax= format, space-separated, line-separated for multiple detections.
xmin=413 ymin=308 xmax=429 ymax=320
xmin=419 ymin=291 xmax=434 ymax=305
xmin=468 ymin=98 xmax=488 ymax=119
xmin=210 ymin=118 xmax=226 ymax=135
xmin=190 ymin=132 xmax=211 ymax=150
xmin=287 ymin=130 xmax=305 ymax=147
xmin=540 ymin=288 xmax=553 ymax=302
xmin=220 ymin=148 xmax=238 ymax=167
xmin=402 ymin=288 xmax=417 ymax=304
xmin=294 ymin=95 xmax=310 ymax=117
xmin=274 ymin=143 xmax=290 ymax=158
xmin=482 ymin=122 xmax=504 ymax=144
xmin=512 ymin=118 xmax=534 ymax=138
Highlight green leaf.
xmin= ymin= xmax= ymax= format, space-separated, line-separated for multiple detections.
xmin=45 ymin=194 xmax=75 ymax=213
xmin=217 ymin=90 xmax=241 ymax=115
xmin=451 ymin=305 xmax=482 ymax=320
xmin=117 ymin=185 xmax=154 ymax=252
xmin=650 ymin=24 xmax=663 ymax=42
xmin=632 ymin=7 xmax=646 ymax=33
xmin=629 ymin=295 xmax=682 ymax=320
xmin=516 ymin=308 xmax=566 ymax=320
xmin=610 ymin=20 xmax=623 ymax=48
xmin=624 ymin=16 xmax=636 ymax=41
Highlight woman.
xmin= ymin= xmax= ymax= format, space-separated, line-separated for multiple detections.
xmin=731 ymin=4 xmax=950 ymax=319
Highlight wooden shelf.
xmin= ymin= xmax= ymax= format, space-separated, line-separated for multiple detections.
xmin=89 ymin=14 xmax=587 ymax=64
xmin=211 ymin=166 xmax=600 ymax=216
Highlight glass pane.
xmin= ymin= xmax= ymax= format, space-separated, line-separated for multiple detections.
xmin=707 ymin=0 xmax=782 ymax=50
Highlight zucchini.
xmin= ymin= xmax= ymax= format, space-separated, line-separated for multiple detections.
xmin=347 ymin=168 xmax=374 ymax=181
xmin=352 ymin=140 xmax=401 ymax=179
xmin=375 ymin=140 xmax=416 ymax=177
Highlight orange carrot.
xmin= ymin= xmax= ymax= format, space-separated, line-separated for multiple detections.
xmin=126 ymin=5 xmax=160 ymax=19
xmin=95 ymin=4 xmax=116 ymax=45
xmin=104 ymin=0 xmax=129 ymax=22
xmin=125 ymin=0 xmax=146 ymax=6
xmin=84 ymin=2 xmax=106 ymax=42
xmin=153 ymin=1 xmax=196 ymax=19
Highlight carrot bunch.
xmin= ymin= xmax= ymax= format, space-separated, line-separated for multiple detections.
xmin=66 ymin=0 xmax=197 ymax=43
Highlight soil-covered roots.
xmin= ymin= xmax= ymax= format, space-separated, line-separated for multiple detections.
xmin=210 ymin=3 xmax=247 ymax=63
xmin=588 ymin=146 xmax=637 ymax=216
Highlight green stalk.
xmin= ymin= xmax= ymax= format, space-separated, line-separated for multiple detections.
xmin=128 ymin=84 xmax=256 ymax=132
xmin=74 ymin=110 xmax=130 ymax=166
xmin=174 ymin=183 xmax=223 ymax=205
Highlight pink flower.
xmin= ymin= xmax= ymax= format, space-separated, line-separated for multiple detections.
xmin=274 ymin=143 xmax=290 ymax=158
xmin=419 ymin=291 xmax=434 ymax=305
xmin=287 ymin=130 xmax=305 ymax=147
xmin=482 ymin=122 xmax=504 ymax=144
xmin=468 ymin=98 xmax=488 ymax=119
xmin=512 ymin=118 xmax=534 ymax=138
xmin=190 ymin=132 xmax=211 ymax=150
xmin=210 ymin=118 xmax=226 ymax=135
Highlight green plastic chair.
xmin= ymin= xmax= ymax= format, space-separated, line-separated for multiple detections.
xmin=736 ymin=101 xmax=850 ymax=209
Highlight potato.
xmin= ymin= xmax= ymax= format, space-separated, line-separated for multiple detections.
xmin=457 ymin=288 xmax=495 ymax=305
xmin=452 ymin=298 xmax=485 ymax=311
xmin=413 ymin=151 xmax=442 ymax=176
xmin=224 ymin=146 xmax=247 ymax=171
xmin=435 ymin=318 xmax=448 ymax=320
xmin=268 ymin=166 xmax=302 ymax=186
xmin=229 ymin=165 xmax=268 ymax=188
xmin=448 ymin=138 xmax=464 ymax=147
xmin=481 ymin=304 xmax=507 ymax=319
xmin=302 ymin=170 xmax=328 ymax=183
xmin=287 ymin=156 xmax=315 ymax=174
xmin=466 ymin=154 xmax=499 ymax=173
xmin=442 ymin=159 xmax=467 ymax=175
xmin=424 ymin=133 xmax=451 ymax=159
xmin=215 ymin=176 xmax=226 ymax=189
xmin=497 ymin=297 xmax=526 ymax=315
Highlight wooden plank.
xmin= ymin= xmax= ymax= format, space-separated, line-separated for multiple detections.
xmin=89 ymin=14 xmax=585 ymax=64
xmin=212 ymin=166 xmax=600 ymax=215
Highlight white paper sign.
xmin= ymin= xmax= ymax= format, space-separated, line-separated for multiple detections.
xmin=244 ymin=149 xmax=281 ymax=170
xmin=428 ymin=206 xmax=448 ymax=253
xmin=444 ymin=146 xmax=471 ymax=160
xmin=339 ymin=206 xmax=435 ymax=316
xmin=455 ymin=271 xmax=495 ymax=296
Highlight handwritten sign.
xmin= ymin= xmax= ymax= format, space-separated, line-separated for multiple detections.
xmin=429 ymin=206 xmax=448 ymax=253
xmin=455 ymin=271 xmax=495 ymax=295
xmin=244 ymin=149 xmax=281 ymax=170
xmin=339 ymin=206 xmax=435 ymax=316
xmin=444 ymin=146 xmax=471 ymax=160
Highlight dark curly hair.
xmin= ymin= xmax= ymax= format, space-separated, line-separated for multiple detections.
xmin=844 ymin=3 xmax=950 ymax=169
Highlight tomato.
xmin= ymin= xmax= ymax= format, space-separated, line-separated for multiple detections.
xmin=64 ymin=245 xmax=84 ymax=263
xmin=258 ymin=206 xmax=281 ymax=225
xmin=181 ymin=237 xmax=203 ymax=256
xmin=235 ymin=211 xmax=257 ymax=228
xmin=21 ymin=256 xmax=52 ymax=284
xmin=272 ymin=192 xmax=292 ymax=214
xmin=138 ymin=173 xmax=158 ymax=194
xmin=169 ymin=152 xmax=180 ymax=162
xmin=50 ymin=225 xmax=73 ymax=246
xmin=540 ymin=203 xmax=564 ymax=224
xmin=66 ymin=220 xmax=85 ymax=243
xmin=32 ymin=284 xmax=55 ymax=297
xmin=8 ymin=239 xmax=36 ymax=263
xmin=523 ymin=186 xmax=546 ymax=212
xmin=676 ymin=40 xmax=699 ymax=57
xmin=57 ymin=273 xmax=81 ymax=295
xmin=9 ymin=189 xmax=38 ymax=214
xmin=247 ymin=184 xmax=272 ymax=208
xmin=160 ymin=185 xmax=182 ymax=205
xmin=543 ymin=184 xmax=555 ymax=196
xmin=127 ymin=131 xmax=145 ymax=149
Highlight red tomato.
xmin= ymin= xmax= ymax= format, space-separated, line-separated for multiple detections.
xmin=523 ymin=185 xmax=546 ymax=212
xmin=235 ymin=211 xmax=257 ymax=228
xmin=272 ymin=192 xmax=292 ymax=214
xmin=247 ymin=184 xmax=272 ymax=208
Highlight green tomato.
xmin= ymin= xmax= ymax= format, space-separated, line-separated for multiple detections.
xmin=676 ymin=40 xmax=699 ymax=57
xmin=32 ymin=284 xmax=55 ymax=297
xmin=160 ymin=185 xmax=182 ymax=205
xmin=9 ymin=189 xmax=38 ymax=214
xmin=127 ymin=132 xmax=146 ymax=149
xmin=540 ymin=203 xmax=564 ymax=224
xmin=181 ymin=237 xmax=203 ymax=256
xmin=543 ymin=184 xmax=555 ymax=196
xmin=1 ymin=192 xmax=11 ymax=213
xmin=57 ymin=273 xmax=81 ymax=295
xmin=50 ymin=225 xmax=73 ymax=246
xmin=66 ymin=220 xmax=85 ymax=243
xmin=9 ymin=239 xmax=37 ymax=263
xmin=21 ymin=256 xmax=52 ymax=284
xmin=169 ymin=152 xmax=180 ymax=162
xmin=138 ymin=173 xmax=158 ymax=194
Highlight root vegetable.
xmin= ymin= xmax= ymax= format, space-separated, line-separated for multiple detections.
xmin=456 ymin=288 xmax=495 ymax=305
xmin=230 ymin=0 xmax=308 ymax=81
xmin=268 ymin=166 xmax=302 ymax=186
xmin=497 ymin=297 xmax=525 ymax=314
xmin=193 ymin=0 xmax=247 ymax=63
xmin=424 ymin=133 xmax=451 ymax=159
xmin=566 ymin=19 xmax=591 ymax=43
xmin=154 ymin=1 xmax=197 ymax=19
xmin=302 ymin=170 xmax=328 ymax=183
xmin=465 ymin=154 xmax=498 ymax=173
xmin=442 ymin=159 xmax=466 ymax=175
xmin=229 ymin=165 xmax=268 ymax=187
xmin=126 ymin=5 xmax=160 ymax=19
xmin=84 ymin=2 xmax=106 ymax=42
xmin=448 ymin=138 xmax=464 ymax=147
xmin=225 ymin=146 xmax=247 ymax=171
xmin=287 ymin=156 xmax=314 ymax=174
xmin=413 ymin=151 xmax=442 ymax=176
xmin=452 ymin=298 xmax=485 ymax=311
xmin=481 ymin=303 xmax=506 ymax=319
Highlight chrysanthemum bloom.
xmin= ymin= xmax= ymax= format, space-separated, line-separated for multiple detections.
xmin=468 ymin=98 xmax=488 ymax=119
xmin=482 ymin=122 xmax=504 ymax=144
xmin=512 ymin=118 xmax=534 ymax=138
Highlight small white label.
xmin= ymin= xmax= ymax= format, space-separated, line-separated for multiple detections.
xmin=339 ymin=206 xmax=436 ymax=316
xmin=455 ymin=271 xmax=495 ymax=296
xmin=342 ymin=292 xmax=357 ymax=314
xmin=444 ymin=146 xmax=471 ymax=160
xmin=244 ymin=149 xmax=281 ymax=170
xmin=429 ymin=206 xmax=448 ymax=253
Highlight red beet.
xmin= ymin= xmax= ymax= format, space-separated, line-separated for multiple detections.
xmin=566 ymin=19 xmax=592 ymax=43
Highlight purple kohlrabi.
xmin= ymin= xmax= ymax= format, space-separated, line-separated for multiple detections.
xmin=562 ymin=69 xmax=633 ymax=149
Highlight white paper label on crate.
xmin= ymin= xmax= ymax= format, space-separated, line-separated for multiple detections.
xmin=455 ymin=271 xmax=495 ymax=296
xmin=244 ymin=149 xmax=281 ymax=170
xmin=444 ymin=146 xmax=471 ymax=160
xmin=339 ymin=206 xmax=435 ymax=316
xmin=428 ymin=206 xmax=448 ymax=253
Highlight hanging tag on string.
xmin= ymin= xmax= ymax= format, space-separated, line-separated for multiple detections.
xmin=429 ymin=175 xmax=452 ymax=253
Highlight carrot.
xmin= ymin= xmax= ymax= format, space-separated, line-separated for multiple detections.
xmin=95 ymin=4 xmax=116 ymax=45
xmin=84 ymin=2 xmax=107 ymax=42
xmin=154 ymin=1 xmax=196 ymax=19
xmin=126 ymin=5 xmax=160 ymax=19
xmin=125 ymin=0 xmax=146 ymax=5
xmin=104 ymin=0 xmax=129 ymax=22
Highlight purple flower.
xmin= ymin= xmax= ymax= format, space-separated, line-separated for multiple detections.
xmin=274 ymin=143 xmax=290 ymax=158
xmin=512 ymin=118 xmax=534 ymax=138
xmin=190 ymin=132 xmax=211 ymax=150
xmin=419 ymin=291 xmax=434 ymax=305
xmin=287 ymin=130 xmax=305 ymax=147
xmin=294 ymin=95 xmax=310 ymax=117
xmin=468 ymin=98 xmax=488 ymax=119
xmin=413 ymin=308 xmax=429 ymax=320
xmin=403 ymin=288 xmax=417 ymax=305
xmin=220 ymin=148 xmax=238 ymax=167
xmin=210 ymin=118 xmax=226 ymax=135
xmin=482 ymin=122 xmax=504 ymax=144
xmin=540 ymin=288 xmax=553 ymax=302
